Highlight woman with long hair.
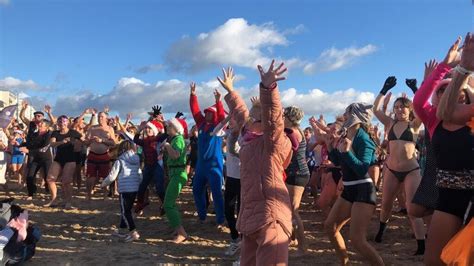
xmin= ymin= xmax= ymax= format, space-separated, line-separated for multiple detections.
xmin=372 ymin=77 xmax=426 ymax=255
xmin=418 ymin=34 xmax=474 ymax=265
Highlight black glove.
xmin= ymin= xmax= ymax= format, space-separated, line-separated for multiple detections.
xmin=380 ymin=76 xmax=397 ymax=95
xmin=175 ymin=111 xmax=184 ymax=118
xmin=405 ymin=79 xmax=418 ymax=94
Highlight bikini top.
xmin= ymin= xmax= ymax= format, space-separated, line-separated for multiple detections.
xmin=387 ymin=122 xmax=415 ymax=142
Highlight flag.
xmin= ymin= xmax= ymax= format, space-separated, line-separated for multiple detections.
xmin=0 ymin=105 xmax=18 ymax=129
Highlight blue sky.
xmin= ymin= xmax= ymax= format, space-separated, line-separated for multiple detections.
xmin=0 ymin=0 xmax=472 ymax=124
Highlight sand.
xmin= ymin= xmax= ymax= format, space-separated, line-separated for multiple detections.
xmin=0 ymin=181 xmax=424 ymax=265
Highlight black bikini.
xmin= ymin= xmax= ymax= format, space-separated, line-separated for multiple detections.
xmin=386 ymin=122 xmax=420 ymax=182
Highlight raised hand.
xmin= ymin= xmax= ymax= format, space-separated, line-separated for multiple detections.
xmin=250 ymin=96 xmax=260 ymax=106
xmin=44 ymin=104 xmax=52 ymax=114
xmin=21 ymin=100 xmax=28 ymax=110
xmin=379 ymin=76 xmax=397 ymax=95
xmin=309 ymin=116 xmax=318 ymax=128
xmin=217 ymin=67 xmax=235 ymax=93
xmin=443 ymin=36 xmax=462 ymax=67
xmin=139 ymin=121 xmax=147 ymax=131
xmin=460 ymin=32 xmax=474 ymax=71
xmin=257 ymin=59 xmax=287 ymax=88
xmin=401 ymin=92 xmax=408 ymax=99
xmin=214 ymin=89 xmax=222 ymax=102
xmin=126 ymin=113 xmax=132 ymax=121
xmin=175 ymin=112 xmax=184 ymax=118
xmin=424 ymin=59 xmax=439 ymax=80
xmin=91 ymin=108 xmax=97 ymax=115
xmin=405 ymin=79 xmax=418 ymax=94
xmin=318 ymin=114 xmax=326 ymax=126
xmin=104 ymin=106 xmax=110 ymax=114
xmin=190 ymin=82 xmax=197 ymax=95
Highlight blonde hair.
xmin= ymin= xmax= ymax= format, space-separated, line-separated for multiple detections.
xmin=284 ymin=106 xmax=304 ymax=126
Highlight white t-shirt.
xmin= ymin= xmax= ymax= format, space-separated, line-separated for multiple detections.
xmin=225 ymin=129 xmax=240 ymax=179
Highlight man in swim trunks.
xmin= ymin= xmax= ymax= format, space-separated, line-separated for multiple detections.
xmin=85 ymin=111 xmax=116 ymax=200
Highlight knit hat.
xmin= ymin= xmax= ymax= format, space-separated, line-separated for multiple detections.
xmin=167 ymin=118 xmax=185 ymax=135
xmin=146 ymin=121 xmax=159 ymax=136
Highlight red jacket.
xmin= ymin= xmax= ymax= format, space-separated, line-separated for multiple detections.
xmin=189 ymin=94 xmax=226 ymax=131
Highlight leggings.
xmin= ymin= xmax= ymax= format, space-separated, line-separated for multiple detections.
xmin=26 ymin=153 xmax=52 ymax=196
xmin=224 ymin=177 xmax=241 ymax=240
xmin=120 ymin=192 xmax=137 ymax=231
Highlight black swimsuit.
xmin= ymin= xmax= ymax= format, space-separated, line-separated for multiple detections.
xmin=386 ymin=122 xmax=420 ymax=182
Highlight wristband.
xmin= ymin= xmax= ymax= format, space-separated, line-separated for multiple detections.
xmin=455 ymin=65 xmax=474 ymax=76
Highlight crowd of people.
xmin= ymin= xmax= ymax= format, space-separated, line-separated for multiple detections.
xmin=0 ymin=32 xmax=473 ymax=265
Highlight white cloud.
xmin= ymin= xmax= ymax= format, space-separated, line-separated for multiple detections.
xmin=164 ymin=18 xmax=297 ymax=73
xmin=0 ymin=77 xmax=40 ymax=91
xmin=0 ymin=0 xmax=10 ymax=6
xmin=281 ymin=87 xmax=375 ymax=116
xmin=303 ymin=44 xmax=377 ymax=74
xmin=53 ymin=77 xmax=222 ymax=121
xmin=50 ymin=76 xmax=374 ymax=126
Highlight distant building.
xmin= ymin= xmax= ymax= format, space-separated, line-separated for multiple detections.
xmin=0 ymin=90 xmax=17 ymax=108
xmin=0 ymin=90 xmax=35 ymax=121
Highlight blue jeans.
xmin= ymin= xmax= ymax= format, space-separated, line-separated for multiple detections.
xmin=138 ymin=163 xmax=165 ymax=204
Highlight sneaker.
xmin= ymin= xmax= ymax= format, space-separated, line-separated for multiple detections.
xmin=124 ymin=230 xmax=140 ymax=242
xmin=225 ymin=240 xmax=241 ymax=256
xmin=112 ymin=228 xmax=128 ymax=238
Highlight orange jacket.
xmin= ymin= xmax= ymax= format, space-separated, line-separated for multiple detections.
xmin=224 ymin=83 xmax=292 ymax=236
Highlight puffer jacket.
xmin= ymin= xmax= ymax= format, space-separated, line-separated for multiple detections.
xmin=224 ymin=83 xmax=292 ymax=237
xmin=102 ymin=150 xmax=143 ymax=193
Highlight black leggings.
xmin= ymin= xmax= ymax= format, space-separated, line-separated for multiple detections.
xmin=224 ymin=177 xmax=241 ymax=240
xmin=26 ymin=154 xmax=52 ymax=197
xmin=120 ymin=192 xmax=137 ymax=231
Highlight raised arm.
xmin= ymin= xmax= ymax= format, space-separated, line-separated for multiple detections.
xmin=414 ymin=38 xmax=460 ymax=133
xmin=19 ymin=101 xmax=30 ymax=125
xmin=189 ymin=82 xmax=204 ymax=127
xmin=437 ymin=33 xmax=474 ymax=124
xmin=85 ymin=109 xmax=97 ymax=131
xmin=220 ymin=67 xmax=250 ymax=130
xmin=44 ymin=105 xmax=56 ymax=125
xmin=214 ymin=89 xmax=226 ymax=124
xmin=373 ymin=76 xmax=397 ymax=127
xmin=257 ymin=60 xmax=287 ymax=151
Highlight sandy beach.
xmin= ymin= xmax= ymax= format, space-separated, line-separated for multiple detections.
xmin=1 ymin=181 xmax=424 ymax=265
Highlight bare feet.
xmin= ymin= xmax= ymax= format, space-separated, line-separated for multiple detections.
xmin=44 ymin=200 xmax=58 ymax=207
xmin=172 ymin=233 xmax=187 ymax=244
